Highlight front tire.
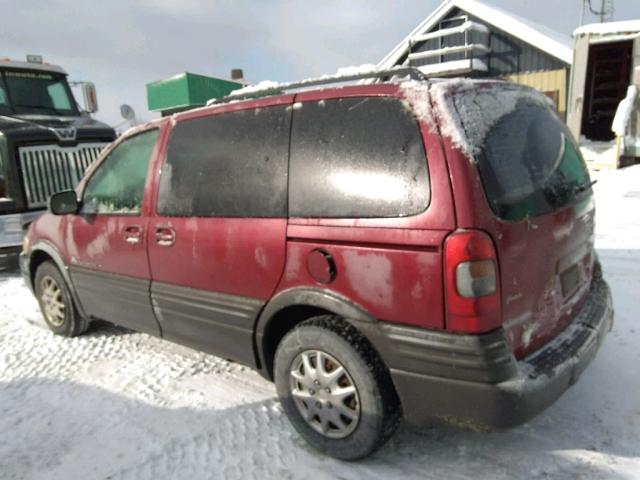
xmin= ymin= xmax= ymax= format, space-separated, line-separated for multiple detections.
xmin=34 ymin=261 xmax=88 ymax=337
xmin=274 ymin=316 xmax=400 ymax=460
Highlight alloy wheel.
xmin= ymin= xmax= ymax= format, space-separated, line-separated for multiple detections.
xmin=39 ymin=275 xmax=66 ymax=327
xmin=289 ymin=349 xmax=360 ymax=439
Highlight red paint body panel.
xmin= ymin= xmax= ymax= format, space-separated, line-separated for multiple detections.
xmin=277 ymin=238 xmax=446 ymax=329
xmin=65 ymin=123 xmax=169 ymax=279
xmin=276 ymin=86 xmax=455 ymax=330
xmin=22 ymin=80 xmax=601 ymax=362
xmin=443 ymin=144 xmax=596 ymax=358
xmin=146 ymin=217 xmax=287 ymax=300
xmin=146 ymin=97 xmax=291 ymax=300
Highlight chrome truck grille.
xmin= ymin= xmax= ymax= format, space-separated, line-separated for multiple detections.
xmin=19 ymin=143 xmax=108 ymax=208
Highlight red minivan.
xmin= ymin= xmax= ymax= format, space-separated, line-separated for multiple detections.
xmin=20 ymin=70 xmax=613 ymax=459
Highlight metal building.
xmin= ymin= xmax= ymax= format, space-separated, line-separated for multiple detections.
xmin=378 ymin=0 xmax=573 ymax=118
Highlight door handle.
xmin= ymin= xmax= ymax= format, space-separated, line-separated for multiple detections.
xmin=123 ymin=226 xmax=143 ymax=244
xmin=155 ymin=226 xmax=176 ymax=246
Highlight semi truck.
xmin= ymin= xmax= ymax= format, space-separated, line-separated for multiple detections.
xmin=0 ymin=55 xmax=115 ymax=269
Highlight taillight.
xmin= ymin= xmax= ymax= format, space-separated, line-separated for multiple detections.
xmin=444 ymin=230 xmax=501 ymax=333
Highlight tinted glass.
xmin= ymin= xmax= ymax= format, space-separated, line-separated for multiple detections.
xmin=458 ymin=96 xmax=591 ymax=221
xmin=0 ymin=74 xmax=10 ymax=115
xmin=157 ymin=106 xmax=290 ymax=217
xmin=0 ymin=146 xmax=9 ymax=200
xmin=83 ymin=129 xmax=158 ymax=215
xmin=3 ymin=70 xmax=78 ymax=116
xmin=289 ymin=97 xmax=429 ymax=218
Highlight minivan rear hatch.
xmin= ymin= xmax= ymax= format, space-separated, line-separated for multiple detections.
xmin=434 ymin=80 xmax=597 ymax=358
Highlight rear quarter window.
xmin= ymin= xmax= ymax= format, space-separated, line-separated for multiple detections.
xmin=289 ymin=96 xmax=430 ymax=218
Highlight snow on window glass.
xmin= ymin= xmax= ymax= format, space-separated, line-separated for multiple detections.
xmin=289 ymin=96 xmax=429 ymax=218
xmin=458 ymin=92 xmax=590 ymax=221
xmin=82 ymin=129 xmax=158 ymax=215
xmin=158 ymin=106 xmax=290 ymax=218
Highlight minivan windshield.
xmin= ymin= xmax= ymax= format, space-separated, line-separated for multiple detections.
xmin=0 ymin=69 xmax=79 ymax=116
xmin=453 ymin=89 xmax=591 ymax=221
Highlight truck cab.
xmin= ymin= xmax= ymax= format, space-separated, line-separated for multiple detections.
xmin=0 ymin=55 xmax=116 ymax=269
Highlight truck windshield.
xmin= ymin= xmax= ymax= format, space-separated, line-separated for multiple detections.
xmin=0 ymin=69 xmax=79 ymax=116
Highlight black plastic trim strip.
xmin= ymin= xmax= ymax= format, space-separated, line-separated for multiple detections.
xmin=151 ymin=281 xmax=264 ymax=367
xmin=379 ymin=323 xmax=518 ymax=383
xmin=70 ymin=266 xmax=160 ymax=336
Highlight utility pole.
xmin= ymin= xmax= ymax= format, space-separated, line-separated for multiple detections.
xmin=601 ymin=0 xmax=614 ymax=23
xmin=582 ymin=0 xmax=614 ymax=24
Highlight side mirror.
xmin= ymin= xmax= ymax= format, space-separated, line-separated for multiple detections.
xmin=49 ymin=190 xmax=79 ymax=215
xmin=81 ymin=82 xmax=98 ymax=114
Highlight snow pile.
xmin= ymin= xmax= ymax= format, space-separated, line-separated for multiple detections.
xmin=399 ymin=80 xmax=434 ymax=131
xmin=226 ymin=64 xmax=379 ymax=98
xmin=402 ymin=79 xmax=551 ymax=160
xmin=574 ymin=19 xmax=640 ymax=37
xmin=226 ymin=79 xmax=281 ymax=97
xmin=1 ymin=170 xmax=640 ymax=478
xmin=579 ymin=138 xmax=617 ymax=167
xmin=334 ymin=64 xmax=377 ymax=77
xmin=612 ymin=86 xmax=637 ymax=137
xmin=593 ymin=164 xmax=640 ymax=249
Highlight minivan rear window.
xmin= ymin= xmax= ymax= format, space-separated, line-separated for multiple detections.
xmin=289 ymin=97 xmax=429 ymax=218
xmin=452 ymin=89 xmax=591 ymax=221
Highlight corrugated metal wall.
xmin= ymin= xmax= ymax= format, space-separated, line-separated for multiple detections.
xmin=504 ymin=69 xmax=569 ymax=119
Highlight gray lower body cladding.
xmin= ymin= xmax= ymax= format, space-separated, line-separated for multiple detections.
xmin=383 ymin=273 xmax=613 ymax=429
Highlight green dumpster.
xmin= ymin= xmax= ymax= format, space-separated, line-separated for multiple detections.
xmin=146 ymin=72 xmax=242 ymax=115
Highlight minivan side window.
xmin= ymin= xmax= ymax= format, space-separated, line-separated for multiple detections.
xmin=82 ymin=128 xmax=159 ymax=215
xmin=157 ymin=106 xmax=290 ymax=217
xmin=289 ymin=97 xmax=430 ymax=218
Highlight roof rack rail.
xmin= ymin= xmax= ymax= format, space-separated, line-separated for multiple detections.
xmin=208 ymin=66 xmax=427 ymax=105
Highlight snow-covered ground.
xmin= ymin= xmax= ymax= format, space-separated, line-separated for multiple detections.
xmin=1 ymin=167 xmax=639 ymax=479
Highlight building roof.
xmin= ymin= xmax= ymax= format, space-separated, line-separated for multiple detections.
xmin=378 ymin=0 xmax=573 ymax=69
xmin=574 ymin=19 xmax=640 ymax=37
xmin=0 ymin=58 xmax=67 ymax=75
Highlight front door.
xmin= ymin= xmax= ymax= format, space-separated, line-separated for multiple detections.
xmin=66 ymin=127 xmax=161 ymax=335
xmin=147 ymin=101 xmax=292 ymax=366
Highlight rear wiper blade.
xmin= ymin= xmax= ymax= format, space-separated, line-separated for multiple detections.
xmin=572 ymin=179 xmax=598 ymax=195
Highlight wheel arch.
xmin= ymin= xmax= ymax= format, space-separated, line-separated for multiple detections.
xmin=255 ymin=287 xmax=381 ymax=380
xmin=28 ymin=241 xmax=88 ymax=319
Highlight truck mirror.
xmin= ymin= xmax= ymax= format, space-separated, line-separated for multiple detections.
xmin=49 ymin=190 xmax=79 ymax=215
xmin=82 ymin=82 xmax=98 ymax=113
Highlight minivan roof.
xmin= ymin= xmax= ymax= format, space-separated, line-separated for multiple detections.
xmin=207 ymin=66 xmax=428 ymax=106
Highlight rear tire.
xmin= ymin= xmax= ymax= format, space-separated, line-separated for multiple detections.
xmin=274 ymin=315 xmax=400 ymax=460
xmin=34 ymin=261 xmax=88 ymax=337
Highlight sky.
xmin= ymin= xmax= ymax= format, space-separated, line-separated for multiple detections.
xmin=1 ymin=0 xmax=639 ymax=127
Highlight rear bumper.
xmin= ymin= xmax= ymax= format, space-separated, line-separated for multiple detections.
xmin=385 ymin=271 xmax=613 ymax=429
